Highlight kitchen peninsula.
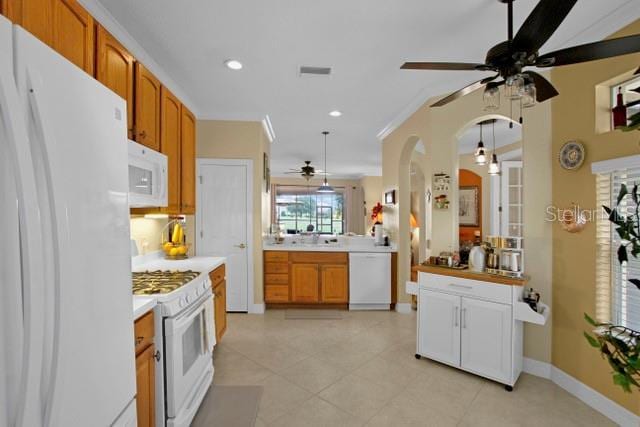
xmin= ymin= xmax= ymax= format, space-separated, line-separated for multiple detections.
xmin=263 ymin=236 xmax=397 ymax=308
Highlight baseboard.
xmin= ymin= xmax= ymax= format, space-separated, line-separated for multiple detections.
xmin=395 ymin=303 xmax=412 ymax=314
xmin=523 ymin=357 xmax=552 ymax=379
xmin=522 ymin=358 xmax=639 ymax=426
xmin=550 ymin=366 xmax=639 ymax=427
xmin=248 ymin=303 xmax=265 ymax=314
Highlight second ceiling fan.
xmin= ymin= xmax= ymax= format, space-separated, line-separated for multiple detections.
xmin=402 ymin=0 xmax=640 ymax=107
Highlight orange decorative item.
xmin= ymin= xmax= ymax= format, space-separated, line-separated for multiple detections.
xmin=371 ymin=202 xmax=383 ymax=223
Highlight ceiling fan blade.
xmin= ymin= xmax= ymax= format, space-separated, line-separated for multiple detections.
xmin=430 ymin=75 xmax=497 ymax=107
xmin=401 ymin=62 xmax=493 ymax=71
xmin=522 ymin=71 xmax=558 ymax=102
xmin=513 ymin=0 xmax=577 ymax=52
xmin=536 ymin=34 xmax=640 ymax=67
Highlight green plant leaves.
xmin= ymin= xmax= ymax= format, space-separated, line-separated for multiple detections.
xmin=584 ymin=332 xmax=601 ymax=348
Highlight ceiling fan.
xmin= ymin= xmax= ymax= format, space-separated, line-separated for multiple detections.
xmin=402 ymin=0 xmax=640 ymax=107
xmin=284 ymin=161 xmax=317 ymax=180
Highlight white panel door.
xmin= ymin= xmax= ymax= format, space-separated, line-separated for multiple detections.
xmin=14 ymin=26 xmax=136 ymax=425
xmin=197 ymin=161 xmax=250 ymax=312
xmin=418 ymin=289 xmax=460 ymax=367
xmin=460 ymin=297 xmax=512 ymax=383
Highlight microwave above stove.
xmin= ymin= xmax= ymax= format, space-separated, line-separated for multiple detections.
xmin=128 ymin=140 xmax=168 ymax=208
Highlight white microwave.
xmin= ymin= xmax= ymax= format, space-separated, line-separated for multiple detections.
xmin=128 ymin=140 xmax=168 ymax=208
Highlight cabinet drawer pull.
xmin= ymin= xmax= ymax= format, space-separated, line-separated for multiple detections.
xmin=462 ymin=308 xmax=467 ymax=329
xmin=448 ymin=283 xmax=473 ymax=290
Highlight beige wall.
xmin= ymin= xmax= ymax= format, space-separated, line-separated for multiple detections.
xmin=382 ymin=76 xmax=553 ymax=364
xmin=196 ymin=120 xmax=270 ymax=306
xmin=550 ymin=20 xmax=640 ymax=415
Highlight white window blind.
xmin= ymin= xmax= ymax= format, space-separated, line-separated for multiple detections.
xmin=601 ymin=168 xmax=640 ymax=330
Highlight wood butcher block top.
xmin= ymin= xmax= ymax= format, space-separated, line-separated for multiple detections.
xmin=412 ymin=264 xmax=528 ymax=286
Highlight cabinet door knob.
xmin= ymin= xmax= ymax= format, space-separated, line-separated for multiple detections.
xmin=138 ymin=130 xmax=147 ymax=139
xmin=154 ymin=350 xmax=161 ymax=362
xmin=135 ymin=336 xmax=144 ymax=345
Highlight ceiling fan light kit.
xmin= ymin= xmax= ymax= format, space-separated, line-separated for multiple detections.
xmin=401 ymin=0 xmax=640 ymax=113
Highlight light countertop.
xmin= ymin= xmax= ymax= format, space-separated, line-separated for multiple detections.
xmin=133 ymin=296 xmax=156 ymax=320
xmin=132 ymin=252 xmax=226 ymax=274
xmin=413 ymin=264 xmax=528 ymax=286
xmin=263 ymin=243 xmax=396 ymax=253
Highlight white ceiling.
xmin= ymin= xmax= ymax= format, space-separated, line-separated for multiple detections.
xmin=96 ymin=0 xmax=640 ymax=177
xmin=458 ymin=120 xmax=522 ymax=155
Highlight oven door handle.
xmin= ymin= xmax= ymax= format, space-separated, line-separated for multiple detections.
xmin=166 ymin=291 xmax=212 ymax=335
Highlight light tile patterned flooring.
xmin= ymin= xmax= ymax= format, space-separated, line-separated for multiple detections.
xmin=210 ymin=309 xmax=614 ymax=426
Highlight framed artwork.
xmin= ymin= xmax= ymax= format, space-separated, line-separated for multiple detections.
xmin=433 ymin=173 xmax=451 ymax=210
xmin=384 ymin=189 xmax=396 ymax=205
xmin=459 ymin=186 xmax=479 ymax=227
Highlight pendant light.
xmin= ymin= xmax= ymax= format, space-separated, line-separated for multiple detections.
xmin=317 ymin=131 xmax=334 ymax=193
xmin=488 ymin=120 xmax=500 ymax=176
xmin=474 ymin=123 xmax=487 ymax=165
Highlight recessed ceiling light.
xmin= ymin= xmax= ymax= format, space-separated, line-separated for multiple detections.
xmin=329 ymin=110 xmax=342 ymax=117
xmin=224 ymin=59 xmax=243 ymax=70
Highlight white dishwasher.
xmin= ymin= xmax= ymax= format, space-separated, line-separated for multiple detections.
xmin=349 ymin=252 xmax=391 ymax=310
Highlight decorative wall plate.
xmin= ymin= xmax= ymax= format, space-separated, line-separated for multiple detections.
xmin=558 ymin=141 xmax=585 ymax=170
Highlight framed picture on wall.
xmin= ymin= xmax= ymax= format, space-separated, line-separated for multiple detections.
xmin=459 ymin=186 xmax=479 ymax=227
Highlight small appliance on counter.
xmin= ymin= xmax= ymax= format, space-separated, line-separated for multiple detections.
xmin=485 ymin=236 xmax=524 ymax=278
xmin=469 ymin=244 xmax=486 ymax=272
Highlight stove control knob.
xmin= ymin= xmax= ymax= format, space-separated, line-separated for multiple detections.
xmin=179 ymin=298 xmax=185 ymax=308
xmin=185 ymin=294 xmax=190 ymax=304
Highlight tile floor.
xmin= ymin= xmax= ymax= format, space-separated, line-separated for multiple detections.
xmin=209 ymin=309 xmax=614 ymax=426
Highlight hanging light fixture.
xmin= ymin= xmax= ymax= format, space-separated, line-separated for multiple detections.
xmin=317 ymin=131 xmax=334 ymax=193
xmin=522 ymin=82 xmax=536 ymax=109
xmin=474 ymin=123 xmax=487 ymax=165
xmin=488 ymin=120 xmax=500 ymax=176
xmin=483 ymin=83 xmax=500 ymax=111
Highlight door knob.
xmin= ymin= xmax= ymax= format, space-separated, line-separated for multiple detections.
xmin=234 ymin=243 xmax=246 ymax=249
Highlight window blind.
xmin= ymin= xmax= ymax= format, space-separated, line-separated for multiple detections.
xmin=608 ymin=168 xmax=640 ymax=330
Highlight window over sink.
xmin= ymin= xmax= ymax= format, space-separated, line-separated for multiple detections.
xmin=273 ymin=185 xmax=345 ymax=235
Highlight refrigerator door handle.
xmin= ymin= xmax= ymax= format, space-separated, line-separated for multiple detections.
xmin=0 ymin=45 xmax=47 ymax=427
xmin=25 ymin=67 xmax=64 ymax=425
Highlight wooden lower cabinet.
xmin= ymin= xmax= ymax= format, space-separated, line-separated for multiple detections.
xmin=320 ymin=264 xmax=348 ymax=303
xmin=214 ymin=279 xmax=227 ymax=342
xmin=134 ymin=311 xmax=155 ymax=427
xmin=209 ymin=265 xmax=227 ymax=342
xmin=135 ymin=344 xmax=155 ymax=427
xmin=291 ymin=263 xmax=319 ymax=302
xmin=265 ymin=251 xmax=349 ymax=305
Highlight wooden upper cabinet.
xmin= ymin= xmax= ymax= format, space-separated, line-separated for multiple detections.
xmin=321 ymin=264 xmax=348 ymax=303
xmin=51 ymin=0 xmax=94 ymax=74
xmin=96 ymin=25 xmax=134 ymax=139
xmin=134 ymin=63 xmax=161 ymax=150
xmin=1 ymin=0 xmax=9 ymax=18
xmin=8 ymin=0 xmax=53 ymax=45
xmin=180 ymin=104 xmax=196 ymax=214
xmin=291 ymin=263 xmax=319 ymax=303
xmin=161 ymin=86 xmax=182 ymax=213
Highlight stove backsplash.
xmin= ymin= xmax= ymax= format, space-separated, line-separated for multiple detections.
xmin=129 ymin=214 xmax=195 ymax=256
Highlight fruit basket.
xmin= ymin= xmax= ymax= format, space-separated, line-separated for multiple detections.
xmin=161 ymin=219 xmax=190 ymax=260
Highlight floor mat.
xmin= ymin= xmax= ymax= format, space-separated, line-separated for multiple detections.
xmin=191 ymin=385 xmax=263 ymax=427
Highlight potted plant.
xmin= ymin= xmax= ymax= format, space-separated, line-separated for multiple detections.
xmin=584 ymin=183 xmax=640 ymax=392
xmin=370 ymin=202 xmax=383 ymax=236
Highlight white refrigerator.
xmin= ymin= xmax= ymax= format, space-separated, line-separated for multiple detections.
xmin=0 ymin=16 xmax=137 ymax=427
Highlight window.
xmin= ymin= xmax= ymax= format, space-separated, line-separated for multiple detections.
xmin=594 ymin=159 xmax=640 ymax=330
xmin=610 ymin=75 xmax=640 ymax=127
xmin=273 ymin=185 xmax=345 ymax=234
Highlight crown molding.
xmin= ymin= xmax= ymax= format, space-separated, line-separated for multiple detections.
xmin=78 ymin=0 xmax=200 ymax=116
